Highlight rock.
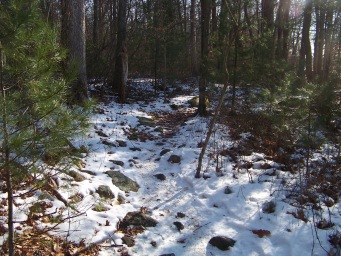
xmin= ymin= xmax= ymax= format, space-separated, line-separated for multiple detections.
xmin=130 ymin=147 xmax=141 ymax=151
xmin=116 ymin=140 xmax=127 ymax=147
xmin=137 ymin=116 xmax=156 ymax=127
xmin=109 ymin=160 xmax=124 ymax=167
xmin=168 ymin=155 xmax=181 ymax=164
xmin=160 ymin=149 xmax=171 ymax=156
xmin=96 ymin=185 xmax=115 ymax=199
xmin=159 ymin=254 xmax=175 ymax=256
xmin=102 ymin=140 xmax=116 ymax=147
xmin=122 ymin=235 xmax=135 ymax=247
xmin=117 ymin=194 xmax=126 ymax=204
xmin=96 ymin=130 xmax=109 ymax=137
xmin=262 ymin=200 xmax=276 ymax=214
xmin=176 ymin=212 xmax=186 ymax=218
xmin=154 ymin=173 xmax=166 ymax=181
xmin=92 ymin=203 xmax=109 ymax=212
xmin=129 ymin=159 xmax=138 ymax=165
xmin=119 ymin=211 xmax=158 ymax=230
xmin=224 ymin=186 xmax=233 ymax=194
xmin=67 ymin=170 xmax=85 ymax=182
xmin=79 ymin=169 xmax=96 ymax=176
xmin=209 ymin=236 xmax=236 ymax=251
xmin=106 ymin=171 xmax=140 ymax=192
xmin=173 ymin=221 xmax=184 ymax=231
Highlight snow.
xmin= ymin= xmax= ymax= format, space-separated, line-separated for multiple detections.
xmin=4 ymin=80 xmax=339 ymax=256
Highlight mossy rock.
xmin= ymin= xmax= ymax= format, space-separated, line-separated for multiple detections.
xmin=67 ymin=170 xmax=86 ymax=182
xmin=137 ymin=116 xmax=156 ymax=127
xmin=96 ymin=185 xmax=115 ymax=199
xmin=106 ymin=171 xmax=140 ymax=192
xmin=92 ymin=203 xmax=109 ymax=212
xmin=188 ymin=97 xmax=210 ymax=108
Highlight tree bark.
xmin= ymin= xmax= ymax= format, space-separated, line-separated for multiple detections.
xmin=190 ymin=0 xmax=199 ymax=76
xmin=113 ymin=0 xmax=128 ymax=103
xmin=313 ymin=0 xmax=326 ymax=78
xmin=198 ymin=0 xmax=210 ymax=116
xmin=61 ymin=0 xmax=88 ymax=105
xmin=298 ymin=0 xmax=313 ymax=83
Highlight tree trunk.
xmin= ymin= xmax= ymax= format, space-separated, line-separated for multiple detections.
xmin=1 ymin=42 xmax=14 ymax=256
xmin=261 ymin=0 xmax=274 ymax=33
xmin=313 ymin=0 xmax=326 ymax=78
xmin=198 ymin=0 xmax=210 ymax=116
xmin=298 ymin=0 xmax=313 ymax=83
xmin=275 ymin=0 xmax=291 ymax=60
xmin=190 ymin=0 xmax=199 ymax=76
xmin=323 ymin=1 xmax=334 ymax=79
xmin=61 ymin=0 xmax=88 ymax=105
xmin=113 ymin=0 xmax=128 ymax=103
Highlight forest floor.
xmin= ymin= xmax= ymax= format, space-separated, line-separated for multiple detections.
xmin=2 ymin=79 xmax=341 ymax=256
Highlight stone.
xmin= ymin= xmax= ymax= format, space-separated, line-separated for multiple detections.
xmin=67 ymin=170 xmax=85 ymax=182
xmin=110 ymin=160 xmax=124 ymax=167
xmin=116 ymin=140 xmax=127 ymax=147
xmin=102 ymin=140 xmax=116 ymax=147
xmin=160 ymin=149 xmax=171 ymax=156
xmin=159 ymin=254 xmax=175 ymax=256
xmin=106 ymin=171 xmax=140 ymax=192
xmin=96 ymin=130 xmax=109 ymax=137
xmin=119 ymin=211 xmax=158 ymax=230
xmin=130 ymin=147 xmax=141 ymax=151
xmin=176 ymin=212 xmax=186 ymax=218
xmin=96 ymin=185 xmax=115 ymax=199
xmin=224 ymin=186 xmax=233 ymax=194
xmin=262 ymin=200 xmax=276 ymax=214
xmin=137 ymin=116 xmax=156 ymax=127
xmin=79 ymin=169 xmax=96 ymax=176
xmin=209 ymin=236 xmax=236 ymax=251
xmin=168 ymin=155 xmax=181 ymax=164
xmin=173 ymin=221 xmax=184 ymax=231
xmin=154 ymin=174 xmax=166 ymax=181
xmin=122 ymin=235 xmax=135 ymax=247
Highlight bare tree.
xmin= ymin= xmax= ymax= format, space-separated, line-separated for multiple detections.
xmin=113 ymin=0 xmax=128 ymax=102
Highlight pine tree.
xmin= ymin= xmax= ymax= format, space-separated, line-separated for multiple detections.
xmin=0 ymin=1 xmax=88 ymax=254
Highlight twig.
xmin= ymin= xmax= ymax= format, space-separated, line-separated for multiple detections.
xmin=193 ymin=222 xmax=211 ymax=232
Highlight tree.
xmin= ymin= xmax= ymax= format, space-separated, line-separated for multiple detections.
xmin=112 ymin=0 xmax=128 ymax=102
xmin=298 ymin=0 xmax=313 ymax=83
xmin=190 ymin=0 xmax=199 ymax=76
xmin=198 ymin=0 xmax=210 ymax=116
xmin=61 ymin=0 xmax=88 ymax=104
xmin=0 ymin=1 xmax=88 ymax=254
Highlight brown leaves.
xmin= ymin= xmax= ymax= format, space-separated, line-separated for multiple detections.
xmin=251 ymin=229 xmax=271 ymax=238
xmin=3 ymin=228 xmax=101 ymax=256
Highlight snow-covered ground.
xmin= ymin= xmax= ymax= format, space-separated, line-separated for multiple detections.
xmin=5 ymin=80 xmax=340 ymax=255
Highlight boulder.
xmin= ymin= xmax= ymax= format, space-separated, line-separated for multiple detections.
xmin=96 ymin=185 xmax=115 ymax=199
xmin=116 ymin=140 xmax=127 ymax=147
xmin=154 ymin=173 xmax=166 ymax=181
xmin=109 ymin=160 xmax=124 ymax=167
xmin=209 ymin=236 xmax=236 ymax=251
xmin=119 ymin=211 xmax=158 ymax=230
xmin=106 ymin=171 xmax=140 ymax=192
xmin=168 ymin=155 xmax=181 ymax=164
xmin=137 ymin=116 xmax=156 ymax=127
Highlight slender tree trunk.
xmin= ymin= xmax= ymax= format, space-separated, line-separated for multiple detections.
xmin=298 ymin=0 xmax=313 ymax=83
xmin=323 ymin=2 xmax=334 ymax=79
xmin=198 ymin=0 xmax=210 ymax=116
xmin=190 ymin=0 xmax=199 ymax=76
xmin=1 ymin=42 xmax=14 ymax=256
xmin=113 ymin=0 xmax=128 ymax=102
xmin=314 ymin=0 xmax=326 ymax=78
